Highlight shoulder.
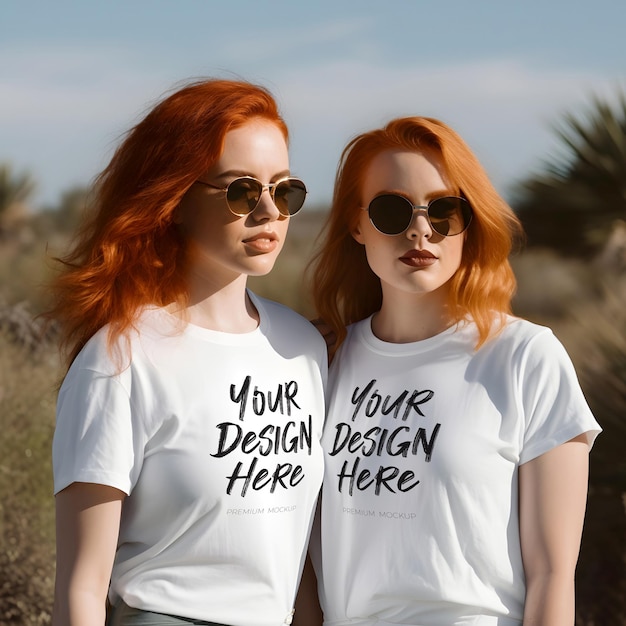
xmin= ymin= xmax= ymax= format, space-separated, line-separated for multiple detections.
xmin=68 ymin=307 xmax=165 ymax=376
xmin=483 ymin=315 xmax=559 ymax=358
xmin=344 ymin=318 xmax=369 ymax=346
xmin=480 ymin=316 xmax=580 ymax=387
xmin=329 ymin=318 xmax=373 ymax=370
xmin=250 ymin=292 xmax=328 ymax=354
xmin=70 ymin=325 xmax=120 ymax=376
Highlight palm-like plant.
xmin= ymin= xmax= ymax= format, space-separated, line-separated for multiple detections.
xmin=514 ymin=92 xmax=626 ymax=256
xmin=513 ymin=91 xmax=626 ymax=623
xmin=568 ymin=279 xmax=626 ymax=625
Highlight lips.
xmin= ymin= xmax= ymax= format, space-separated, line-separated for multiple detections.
xmin=399 ymin=249 xmax=437 ymax=267
xmin=243 ymin=231 xmax=279 ymax=253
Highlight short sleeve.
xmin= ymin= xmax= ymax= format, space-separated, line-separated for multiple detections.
xmin=518 ymin=329 xmax=601 ymax=465
xmin=52 ymin=361 xmax=146 ymax=495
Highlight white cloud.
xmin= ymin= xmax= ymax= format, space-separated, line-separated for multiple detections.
xmin=274 ymin=58 xmax=623 ymax=204
xmin=0 ymin=45 xmax=168 ymax=124
xmin=215 ymin=16 xmax=375 ymax=64
xmin=1 ymin=44 xmax=623 ymax=208
xmin=0 ymin=45 xmax=184 ymax=204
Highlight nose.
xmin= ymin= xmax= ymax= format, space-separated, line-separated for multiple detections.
xmin=405 ymin=206 xmax=432 ymax=239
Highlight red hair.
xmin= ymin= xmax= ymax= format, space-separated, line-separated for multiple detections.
xmin=47 ymin=78 xmax=288 ymax=367
xmin=310 ymin=116 xmax=524 ymax=354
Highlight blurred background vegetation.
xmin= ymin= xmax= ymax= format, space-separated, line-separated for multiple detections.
xmin=1 ymin=92 xmax=625 ymax=625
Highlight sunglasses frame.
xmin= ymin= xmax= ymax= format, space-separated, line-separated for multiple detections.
xmin=362 ymin=194 xmax=473 ymax=237
xmin=195 ymin=175 xmax=307 ymax=217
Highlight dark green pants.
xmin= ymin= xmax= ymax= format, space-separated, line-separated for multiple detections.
xmin=107 ymin=601 xmax=229 ymax=626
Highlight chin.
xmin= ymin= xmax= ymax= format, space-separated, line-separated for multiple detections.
xmin=246 ymin=259 xmax=279 ymax=277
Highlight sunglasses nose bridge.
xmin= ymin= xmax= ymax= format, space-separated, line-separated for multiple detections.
xmin=412 ymin=204 xmax=429 ymax=216
xmin=251 ymin=181 xmax=283 ymax=218
xmin=254 ymin=181 xmax=284 ymax=207
xmin=406 ymin=204 xmax=433 ymax=235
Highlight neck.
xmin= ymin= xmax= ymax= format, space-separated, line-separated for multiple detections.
xmin=372 ymin=287 xmax=455 ymax=344
xmin=171 ymin=272 xmax=259 ymax=333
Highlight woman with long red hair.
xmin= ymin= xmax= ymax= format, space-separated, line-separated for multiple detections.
xmin=308 ymin=116 xmax=600 ymax=625
xmin=49 ymin=78 xmax=327 ymax=626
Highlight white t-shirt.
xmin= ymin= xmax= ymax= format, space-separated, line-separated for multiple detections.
xmin=314 ymin=315 xmax=600 ymax=626
xmin=53 ymin=293 xmax=327 ymax=626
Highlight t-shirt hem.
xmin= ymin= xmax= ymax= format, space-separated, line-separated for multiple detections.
xmin=520 ymin=422 xmax=602 ymax=465
xmin=53 ymin=470 xmax=132 ymax=495
xmin=322 ymin=617 xmax=521 ymax=626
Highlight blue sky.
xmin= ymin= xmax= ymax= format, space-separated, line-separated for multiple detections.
xmin=2 ymin=0 xmax=625 ymax=210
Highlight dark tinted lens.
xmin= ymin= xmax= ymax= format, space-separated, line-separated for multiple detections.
xmin=368 ymin=195 xmax=414 ymax=235
xmin=428 ymin=197 xmax=472 ymax=236
xmin=274 ymin=178 xmax=307 ymax=216
xmin=226 ymin=178 xmax=263 ymax=215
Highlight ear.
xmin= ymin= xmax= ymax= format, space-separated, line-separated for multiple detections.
xmin=351 ymin=222 xmax=365 ymax=245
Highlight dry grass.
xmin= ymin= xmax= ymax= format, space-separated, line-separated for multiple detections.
xmin=1 ymin=211 xmax=625 ymax=624
xmin=0 ymin=329 xmax=59 ymax=624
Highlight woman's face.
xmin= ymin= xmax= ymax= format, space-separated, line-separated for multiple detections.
xmin=353 ymin=148 xmax=466 ymax=304
xmin=176 ymin=119 xmax=291 ymax=287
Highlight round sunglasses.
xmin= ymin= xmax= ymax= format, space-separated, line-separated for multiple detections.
xmin=363 ymin=194 xmax=473 ymax=237
xmin=195 ymin=176 xmax=307 ymax=217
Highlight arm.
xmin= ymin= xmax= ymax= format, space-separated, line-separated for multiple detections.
xmin=519 ymin=433 xmax=590 ymax=626
xmin=293 ymin=552 xmax=323 ymax=626
xmin=52 ymin=482 xmax=125 ymax=626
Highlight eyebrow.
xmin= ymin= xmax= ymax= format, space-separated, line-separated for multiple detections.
xmin=375 ymin=188 xmax=457 ymax=203
xmin=213 ymin=169 xmax=292 ymax=182
xmin=424 ymin=189 xmax=458 ymax=201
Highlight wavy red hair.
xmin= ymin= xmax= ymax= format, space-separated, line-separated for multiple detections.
xmin=310 ymin=116 xmax=524 ymax=354
xmin=47 ymin=78 xmax=288 ymax=368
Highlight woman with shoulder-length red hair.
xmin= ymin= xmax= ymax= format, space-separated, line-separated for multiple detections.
xmin=307 ymin=116 xmax=600 ymax=625
xmin=49 ymin=78 xmax=327 ymax=626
